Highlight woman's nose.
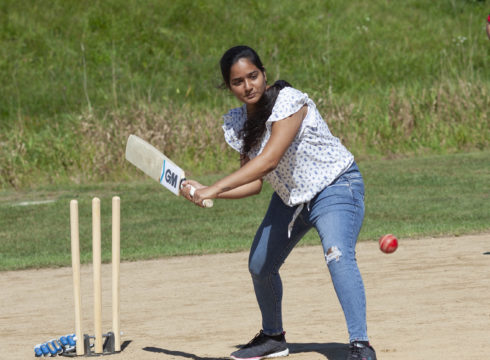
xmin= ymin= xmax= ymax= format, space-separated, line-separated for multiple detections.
xmin=244 ymin=79 xmax=252 ymax=91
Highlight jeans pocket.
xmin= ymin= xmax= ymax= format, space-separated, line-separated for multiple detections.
xmin=346 ymin=178 xmax=365 ymax=203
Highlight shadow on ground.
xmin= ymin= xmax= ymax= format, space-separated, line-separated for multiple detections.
xmin=143 ymin=347 xmax=228 ymax=360
xmin=290 ymin=342 xmax=348 ymax=359
xmin=143 ymin=342 xmax=348 ymax=359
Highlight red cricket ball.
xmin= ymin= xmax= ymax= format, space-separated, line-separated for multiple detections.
xmin=379 ymin=234 xmax=398 ymax=253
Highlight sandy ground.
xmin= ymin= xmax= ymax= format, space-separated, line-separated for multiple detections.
xmin=1 ymin=233 xmax=489 ymax=360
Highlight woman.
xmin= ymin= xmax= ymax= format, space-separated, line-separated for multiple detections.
xmin=181 ymin=45 xmax=376 ymax=360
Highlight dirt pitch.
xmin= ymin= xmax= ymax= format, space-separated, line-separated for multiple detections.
xmin=1 ymin=233 xmax=489 ymax=360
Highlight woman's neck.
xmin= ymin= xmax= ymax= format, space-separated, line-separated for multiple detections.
xmin=246 ymin=104 xmax=257 ymax=115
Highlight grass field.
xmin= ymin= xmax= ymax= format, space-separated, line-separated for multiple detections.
xmin=1 ymin=0 xmax=489 ymax=188
xmin=1 ymin=1 xmax=489 ymax=270
xmin=1 ymin=151 xmax=488 ymax=271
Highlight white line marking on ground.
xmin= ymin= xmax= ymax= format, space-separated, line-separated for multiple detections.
xmin=13 ymin=199 xmax=56 ymax=206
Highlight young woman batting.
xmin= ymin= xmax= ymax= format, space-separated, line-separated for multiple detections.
xmin=181 ymin=45 xmax=376 ymax=360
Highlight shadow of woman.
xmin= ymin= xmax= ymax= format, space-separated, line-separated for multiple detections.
xmin=143 ymin=346 xmax=229 ymax=359
xmin=143 ymin=342 xmax=349 ymax=359
xmin=289 ymin=342 xmax=349 ymax=359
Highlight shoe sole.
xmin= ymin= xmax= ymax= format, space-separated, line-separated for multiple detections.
xmin=230 ymin=348 xmax=289 ymax=360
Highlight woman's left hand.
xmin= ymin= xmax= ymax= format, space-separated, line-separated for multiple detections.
xmin=181 ymin=180 xmax=218 ymax=207
xmin=180 ymin=179 xmax=204 ymax=203
xmin=191 ymin=185 xmax=219 ymax=208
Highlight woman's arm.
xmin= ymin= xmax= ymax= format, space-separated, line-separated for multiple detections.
xmin=182 ymin=157 xmax=263 ymax=200
xmin=217 ymin=156 xmax=263 ymax=199
xmin=217 ymin=179 xmax=264 ymax=199
xmin=190 ymin=105 xmax=307 ymax=206
xmin=183 ymin=178 xmax=263 ymax=200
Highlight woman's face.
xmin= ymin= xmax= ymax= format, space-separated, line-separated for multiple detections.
xmin=228 ymin=58 xmax=267 ymax=109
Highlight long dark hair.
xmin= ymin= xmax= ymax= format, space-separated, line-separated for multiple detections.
xmin=220 ymin=46 xmax=292 ymax=157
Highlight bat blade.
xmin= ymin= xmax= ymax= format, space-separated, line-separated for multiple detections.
xmin=125 ymin=134 xmax=184 ymax=195
xmin=125 ymin=135 xmax=213 ymax=207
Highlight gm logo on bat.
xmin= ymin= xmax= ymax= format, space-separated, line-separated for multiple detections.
xmin=159 ymin=160 xmax=181 ymax=195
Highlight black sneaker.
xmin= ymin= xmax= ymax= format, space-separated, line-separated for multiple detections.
xmin=346 ymin=341 xmax=377 ymax=360
xmin=230 ymin=330 xmax=289 ymax=360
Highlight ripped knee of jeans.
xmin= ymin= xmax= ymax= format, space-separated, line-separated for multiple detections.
xmin=324 ymin=246 xmax=342 ymax=265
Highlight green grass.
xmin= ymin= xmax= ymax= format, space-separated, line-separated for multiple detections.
xmin=1 ymin=0 xmax=489 ymax=188
xmin=362 ymin=152 xmax=490 ymax=237
xmin=1 ymin=1 xmax=489 ymax=270
xmin=1 ymin=152 xmax=488 ymax=271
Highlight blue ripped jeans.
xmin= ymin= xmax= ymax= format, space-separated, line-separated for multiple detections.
xmin=248 ymin=162 xmax=368 ymax=342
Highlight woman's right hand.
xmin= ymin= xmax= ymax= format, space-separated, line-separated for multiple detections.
xmin=180 ymin=179 xmax=206 ymax=203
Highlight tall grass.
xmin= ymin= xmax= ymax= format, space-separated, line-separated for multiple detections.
xmin=1 ymin=0 xmax=489 ymax=188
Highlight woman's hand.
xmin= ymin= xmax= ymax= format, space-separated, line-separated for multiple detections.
xmin=191 ymin=185 xmax=220 ymax=208
xmin=181 ymin=180 xmax=217 ymax=208
xmin=180 ymin=179 xmax=204 ymax=203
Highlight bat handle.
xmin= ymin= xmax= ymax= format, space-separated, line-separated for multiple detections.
xmin=188 ymin=186 xmax=214 ymax=208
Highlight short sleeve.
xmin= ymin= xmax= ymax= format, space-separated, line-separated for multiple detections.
xmin=266 ymin=87 xmax=309 ymax=125
xmin=222 ymin=105 xmax=246 ymax=153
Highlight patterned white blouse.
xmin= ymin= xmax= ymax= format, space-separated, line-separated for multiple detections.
xmin=222 ymin=87 xmax=354 ymax=234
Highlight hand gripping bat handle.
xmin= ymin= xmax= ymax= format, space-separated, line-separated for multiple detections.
xmin=189 ymin=186 xmax=214 ymax=208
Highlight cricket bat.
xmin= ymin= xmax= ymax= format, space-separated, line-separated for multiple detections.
xmin=125 ymin=134 xmax=213 ymax=208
